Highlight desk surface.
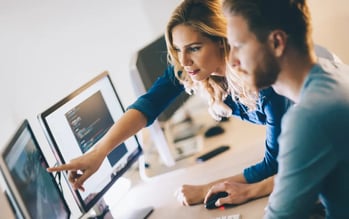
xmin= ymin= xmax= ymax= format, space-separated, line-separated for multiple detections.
xmin=107 ymin=116 xmax=268 ymax=219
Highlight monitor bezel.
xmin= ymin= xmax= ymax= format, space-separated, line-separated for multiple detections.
xmin=37 ymin=71 xmax=143 ymax=212
xmin=132 ymin=34 xmax=190 ymax=122
xmin=0 ymin=119 xmax=71 ymax=219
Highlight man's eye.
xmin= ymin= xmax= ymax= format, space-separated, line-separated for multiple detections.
xmin=233 ymin=44 xmax=241 ymax=49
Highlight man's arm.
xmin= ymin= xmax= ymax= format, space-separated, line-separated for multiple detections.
xmin=265 ymin=110 xmax=335 ymax=218
xmin=175 ymin=173 xmax=274 ymax=206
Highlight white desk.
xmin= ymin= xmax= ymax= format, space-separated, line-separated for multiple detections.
xmin=108 ymin=117 xmax=269 ymax=219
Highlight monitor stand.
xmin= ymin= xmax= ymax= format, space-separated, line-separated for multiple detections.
xmin=88 ymin=197 xmax=113 ymax=219
xmin=80 ymin=197 xmax=112 ymax=219
xmin=116 ymin=206 xmax=154 ymax=219
xmin=82 ymin=177 xmax=130 ymax=219
xmin=86 ymin=176 xmax=153 ymax=219
xmin=89 ymin=197 xmax=153 ymax=219
xmin=88 ymin=200 xmax=154 ymax=219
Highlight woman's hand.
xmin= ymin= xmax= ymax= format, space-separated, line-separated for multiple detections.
xmin=47 ymin=148 xmax=106 ymax=191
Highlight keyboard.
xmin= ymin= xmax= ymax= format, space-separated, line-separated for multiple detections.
xmin=214 ymin=213 xmax=241 ymax=219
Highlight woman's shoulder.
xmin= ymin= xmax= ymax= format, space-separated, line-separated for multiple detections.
xmin=258 ymin=87 xmax=291 ymax=104
xmin=258 ymin=87 xmax=294 ymax=115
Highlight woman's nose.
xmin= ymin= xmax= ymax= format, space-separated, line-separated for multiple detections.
xmin=179 ymin=52 xmax=193 ymax=67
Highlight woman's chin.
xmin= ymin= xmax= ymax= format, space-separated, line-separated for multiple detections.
xmin=190 ymin=74 xmax=209 ymax=82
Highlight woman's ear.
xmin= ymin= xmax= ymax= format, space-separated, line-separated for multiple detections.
xmin=268 ymin=30 xmax=287 ymax=57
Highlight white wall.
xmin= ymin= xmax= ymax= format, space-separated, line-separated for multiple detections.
xmin=0 ymin=0 xmax=348 ymax=217
xmin=0 ymin=0 xmax=181 ymax=217
xmin=309 ymin=0 xmax=349 ymax=63
xmin=1 ymin=0 xmax=349 ymax=151
xmin=0 ymin=0 xmax=181 ymax=143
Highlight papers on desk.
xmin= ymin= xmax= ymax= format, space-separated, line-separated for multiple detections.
xmin=173 ymin=137 xmax=199 ymax=161
xmin=169 ymin=122 xmax=203 ymax=161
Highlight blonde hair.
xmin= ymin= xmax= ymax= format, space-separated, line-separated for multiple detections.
xmin=226 ymin=64 xmax=258 ymax=111
xmin=166 ymin=0 xmax=258 ymax=119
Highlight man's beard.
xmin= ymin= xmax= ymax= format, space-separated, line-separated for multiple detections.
xmin=252 ymin=48 xmax=280 ymax=90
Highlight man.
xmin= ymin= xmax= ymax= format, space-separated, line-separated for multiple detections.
xmin=222 ymin=0 xmax=349 ymax=218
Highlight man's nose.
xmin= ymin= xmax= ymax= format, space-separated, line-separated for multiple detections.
xmin=228 ymin=50 xmax=240 ymax=68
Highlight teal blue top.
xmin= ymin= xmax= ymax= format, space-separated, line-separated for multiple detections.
xmin=265 ymin=58 xmax=349 ymax=219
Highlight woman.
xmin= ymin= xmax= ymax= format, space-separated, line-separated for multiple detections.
xmin=165 ymin=0 xmax=290 ymax=206
xmin=48 ymin=0 xmax=335 ymax=208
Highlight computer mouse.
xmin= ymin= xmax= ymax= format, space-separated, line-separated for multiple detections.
xmin=205 ymin=191 xmax=228 ymax=209
xmin=204 ymin=125 xmax=224 ymax=138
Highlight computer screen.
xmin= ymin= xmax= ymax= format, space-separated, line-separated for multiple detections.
xmin=38 ymin=71 xmax=143 ymax=212
xmin=130 ymin=34 xmax=190 ymax=122
xmin=129 ymin=35 xmax=196 ymax=167
xmin=0 ymin=120 xmax=70 ymax=219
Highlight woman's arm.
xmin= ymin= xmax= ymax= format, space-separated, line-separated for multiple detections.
xmin=47 ymin=109 xmax=147 ymax=190
xmin=128 ymin=65 xmax=185 ymax=126
xmin=95 ymin=109 xmax=147 ymax=157
xmin=48 ymin=66 xmax=185 ymax=190
xmin=176 ymin=89 xmax=290 ymax=206
xmin=243 ymin=88 xmax=293 ymax=183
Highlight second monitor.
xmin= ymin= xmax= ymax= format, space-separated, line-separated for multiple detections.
xmin=0 ymin=120 xmax=71 ymax=219
xmin=38 ymin=72 xmax=143 ymax=213
xmin=130 ymin=35 xmax=203 ymax=166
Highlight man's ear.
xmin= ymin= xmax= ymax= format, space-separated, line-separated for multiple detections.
xmin=268 ymin=30 xmax=287 ymax=57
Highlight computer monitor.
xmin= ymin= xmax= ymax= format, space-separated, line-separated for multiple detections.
xmin=0 ymin=171 xmax=24 ymax=219
xmin=38 ymin=72 xmax=143 ymax=213
xmin=0 ymin=120 xmax=71 ymax=219
xmin=0 ymin=188 xmax=16 ymax=219
xmin=130 ymin=35 xmax=198 ymax=166
xmin=131 ymin=35 xmax=190 ymax=122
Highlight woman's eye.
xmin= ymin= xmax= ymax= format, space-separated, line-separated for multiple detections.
xmin=189 ymin=46 xmax=200 ymax=52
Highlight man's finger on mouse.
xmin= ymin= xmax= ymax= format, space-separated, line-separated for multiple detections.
xmin=216 ymin=196 xmax=230 ymax=206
